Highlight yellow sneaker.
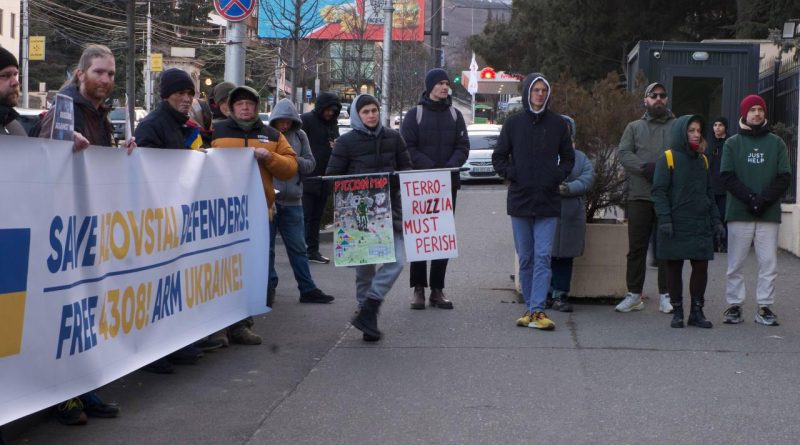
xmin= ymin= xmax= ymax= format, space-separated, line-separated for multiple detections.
xmin=529 ymin=311 xmax=555 ymax=330
xmin=516 ymin=311 xmax=533 ymax=327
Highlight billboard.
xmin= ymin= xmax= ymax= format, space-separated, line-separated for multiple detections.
xmin=257 ymin=0 xmax=423 ymax=41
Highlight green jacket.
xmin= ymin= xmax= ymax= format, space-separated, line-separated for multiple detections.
xmin=720 ymin=123 xmax=791 ymax=223
xmin=652 ymin=115 xmax=720 ymax=261
xmin=618 ymin=110 xmax=675 ymax=202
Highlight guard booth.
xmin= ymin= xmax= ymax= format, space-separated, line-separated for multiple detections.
xmin=626 ymin=41 xmax=760 ymax=128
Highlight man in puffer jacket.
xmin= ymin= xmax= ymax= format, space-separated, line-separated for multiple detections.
xmin=268 ymin=99 xmax=335 ymax=306
xmin=326 ymin=94 xmax=413 ymax=342
xmin=492 ymin=73 xmax=574 ymax=331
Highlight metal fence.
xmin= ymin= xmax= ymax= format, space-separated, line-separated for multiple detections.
xmin=759 ymin=56 xmax=799 ymax=203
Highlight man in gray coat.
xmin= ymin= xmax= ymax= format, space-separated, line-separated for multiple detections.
xmin=616 ymin=82 xmax=674 ymax=314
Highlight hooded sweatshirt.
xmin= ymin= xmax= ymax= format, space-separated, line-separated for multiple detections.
xmin=651 ymin=115 xmax=720 ymax=261
xmin=270 ymin=99 xmax=316 ymax=206
xmin=0 ymin=104 xmax=26 ymax=136
xmin=491 ymin=73 xmax=575 ymax=218
xmin=302 ymin=92 xmax=342 ymax=178
xmin=325 ymin=94 xmax=413 ymax=232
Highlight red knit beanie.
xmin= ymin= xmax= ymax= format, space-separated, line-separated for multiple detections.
xmin=739 ymin=94 xmax=766 ymax=120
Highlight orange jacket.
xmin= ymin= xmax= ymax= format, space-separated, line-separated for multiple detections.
xmin=212 ymin=118 xmax=298 ymax=215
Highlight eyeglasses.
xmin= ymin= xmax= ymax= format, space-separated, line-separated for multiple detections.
xmin=647 ymin=93 xmax=667 ymax=99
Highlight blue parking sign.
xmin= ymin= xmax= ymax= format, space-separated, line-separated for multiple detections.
xmin=214 ymin=0 xmax=255 ymax=21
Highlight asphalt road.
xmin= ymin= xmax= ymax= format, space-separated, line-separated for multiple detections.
xmin=7 ymin=182 xmax=800 ymax=444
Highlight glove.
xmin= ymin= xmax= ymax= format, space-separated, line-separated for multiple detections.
xmin=643 ymin=163 xmax=656 ymax=181
xmin=559 ymin=183 xmax=569 ymax=196
xmin=658 ymin=223 xmax=673 ymax=239
xmin=713 ymin=223 xmax=726 ymax=243
xmin=748 ymin=194 xmax=766 ymax=216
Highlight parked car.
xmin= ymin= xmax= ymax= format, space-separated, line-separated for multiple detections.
xmin=338 ymin=122 xmax=352 ymax=135
xmin=394 ymin=111 xmax=407 ymax=126
xmin=259 ymin=112 xmax=270 ymax=126
xmin=460 ymin=124 xmax=502 ymax=182
xmin=110 ymin=107 xmax=147 ymax=143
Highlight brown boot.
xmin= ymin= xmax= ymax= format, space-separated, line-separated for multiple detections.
xmin=229 ymin=326 xmax=262 ymax=345
xmin=429 ymin=288 xmax=453 ymax=309
xmin=411 ymin=286 xmax=426 ymax=310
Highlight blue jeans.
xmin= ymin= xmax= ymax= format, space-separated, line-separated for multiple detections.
xmin=512 ymin=216 xmax=557 ymax=312
xmin=269 ymin=203 xmax=317 ymax=294
xmin=355 ymin=232 xmax=406 ymax=307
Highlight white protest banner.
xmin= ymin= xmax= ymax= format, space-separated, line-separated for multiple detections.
xmin=332 ymin=174 xmax=396 ymax=266
xmin=399 ymin=170 xmax=458 ymax=261
xmin=0 ymin=137 xmax=269 ymax=425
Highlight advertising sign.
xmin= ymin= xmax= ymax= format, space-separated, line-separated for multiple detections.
xmin=257 ymin=0 xmax=424 ymax=41
xmin=332 ymin=174 xmax=396 ymax=266
xmin=29 ymin=36 xmax=46 ymax=61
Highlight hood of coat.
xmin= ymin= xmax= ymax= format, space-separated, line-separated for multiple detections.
xmin=418 ymin=90 xmax=452 ymax=111
xmin=522 ymin=73 xmax=551 ymax=116
xmin=349 ymin=94 xmax=383 ymax=137
xmin=669 ymin=114 xmax=705 ymax=156
xmin=61 ymin=84 xmax=111 ymax=116
xmin=0 ymin=104 xmax=19 ymax=127
xmin=269 ymin=98 xmax=302 ymax=132
xmin=314 ymin=92 xmax=342 ymax=120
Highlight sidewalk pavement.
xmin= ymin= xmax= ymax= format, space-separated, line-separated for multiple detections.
xmin=7 ymin=183 xmax=800 ymax=444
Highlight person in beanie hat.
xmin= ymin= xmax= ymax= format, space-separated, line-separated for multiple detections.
xmin=135 ymin=68 xmax=203 ymax=149
xmin=0 ymin=46 xmax=26 ymax=136
xmin=326 ymin=94 xmax=413 ymax=341
xmin=210 ymin=81 xmax=236 ymax=123
xmin=492 ymin=73 xmax=574 ymax=331
xmin=615 ymin=81 xmax=675 ymax=315
xmin=301 ymin=91 xmax=342 ymax=264
xmin=652 ymin=115 xmax=724 ymax=329
xmin=720 ymin=94 xmax=791 ymax=326
xmin=706 ymin=116 xmax=729 ymax=252
xmin=401 ymin=68 xmax=469 ymax=310
xmin=213 ymin=85 xmax=298 ymax=344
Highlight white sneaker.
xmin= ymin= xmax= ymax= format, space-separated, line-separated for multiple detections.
xmin=615 ymin=292 xmax=644 ymax=312
xmin=659 ymin=293 xmax=673 ymax=314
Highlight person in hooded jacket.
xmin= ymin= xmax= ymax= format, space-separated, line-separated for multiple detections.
xmin=326 ymin=94 xmax=413 ymax=342
xmin=492 ymin=73 xmax=575 ymax=331
xmin=706 ymin=116 xmax=729 ymax=252
xmin=548 ymin=115 xmax=594 ymax=313
xmin=400 ymin=68 xmax=469 ymax=310
xmin=651 ymin=115 xmax=724 ymax=329
xmin=302 ymin=92 xmax=342 ymax=264
xmin=268 ymin=98 xmax=335 ymax=306
xmin=0 ymin=47 xmax=26 ymax=137
xmin=213 ymin=86 xmax=299 ymax=345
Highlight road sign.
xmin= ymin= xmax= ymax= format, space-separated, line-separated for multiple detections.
xmin=29 ymin=36 xmax=45 ymax=61
xmin=468 ymin=53 xmax=479 ymax=96
xmin=214 ymin=0 xmax=256 ymax=22
xmin=306 ymin=89 xmax=312 ymax=100
xmin=151 ymin=53 xmax=163 ymax=73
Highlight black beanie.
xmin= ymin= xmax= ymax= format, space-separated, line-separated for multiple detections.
xmin=0 ymin=46 xmax=18 ymax=72
xmin=425 ymin=68 xmax=450 ymax=93
xmin=713 ymin=116 xmax=728 ymax=129
xmin=355 ymin=94 xmax=380 ymax=113
xmin=160 ymin=68 xmax=195 ymax=98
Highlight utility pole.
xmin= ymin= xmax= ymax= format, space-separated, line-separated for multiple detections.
xmin=21 ymin=0 xmax=29 ymax=108
xmin=126 ymin=0 xmax=136 ymax=128
xmin=224 ymin=21 xmax=246 ymax=86
xmin=380 ymin=0 xmax=394 ymax=126
xmin=144 ymin=2 xmax=152 ymax=112
xmin=430 ymin=0 xmax=442 ymax=68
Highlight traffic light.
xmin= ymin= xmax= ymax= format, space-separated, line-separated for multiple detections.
xmin=453 ymin=74 xmax=461 ymax=84
xmin=480 ymin=67 xmax=496 ymax=80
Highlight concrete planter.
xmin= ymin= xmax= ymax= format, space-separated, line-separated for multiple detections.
xmin=513 ymin=221 xmax=628 ymax=299
xmin=570 ymin=222 xmax=628 ymax=298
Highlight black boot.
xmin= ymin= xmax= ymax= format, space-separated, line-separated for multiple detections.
xmin=352 ymin=298 xmax=382 ymax=340
xmin=670 ymin=305 xmax=684 ymax=328
xmin=687 ymin=298 xmax=713 ymax=328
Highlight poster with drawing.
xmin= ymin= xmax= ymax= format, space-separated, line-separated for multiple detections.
xmin=332 ymin=174 xmax=396 ymax=266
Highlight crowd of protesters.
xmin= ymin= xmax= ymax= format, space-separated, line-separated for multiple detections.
xmin=0 ymin=40 xmax=792 ymax=431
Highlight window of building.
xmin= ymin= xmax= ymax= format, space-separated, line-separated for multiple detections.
xmin=0 ymin=9 xmax=4 ymax=36
xmin=10 ymin=13 xmax=15 ymax=39
xmin=329 ymin=41 xmax=375 ymax=84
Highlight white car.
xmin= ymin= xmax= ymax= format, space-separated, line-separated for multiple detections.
xmin=460 ymin=124 xmax=502 ymax=182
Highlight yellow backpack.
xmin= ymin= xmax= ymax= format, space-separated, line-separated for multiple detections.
xmin=665 ymin=149 xmax=708 ymax=171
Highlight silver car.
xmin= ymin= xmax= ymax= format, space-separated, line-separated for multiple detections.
xmin=460 ymin=124 xmax=502 ymax=182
